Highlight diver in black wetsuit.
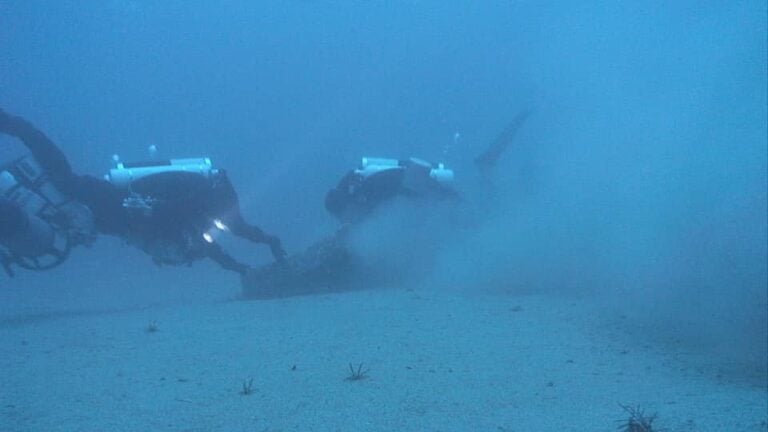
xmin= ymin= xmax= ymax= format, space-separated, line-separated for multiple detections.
xmin=0 ymin=133 xmax=98 ymax=276
xmin=0 ymin=108 xmax=286 ymax=276
xmin=244 ymin=111 xmax=532 ymax=298
xmin=324 ymin=157 xmax=458 ymax=224
xmin=324 ymin=110 xmax=532 ymax=224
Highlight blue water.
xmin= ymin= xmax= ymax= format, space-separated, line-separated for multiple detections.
xmin=1 ymin=1 xmax=766 ymax=430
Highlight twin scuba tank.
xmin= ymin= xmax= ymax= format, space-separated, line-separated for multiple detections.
xmin=356 ymin=157 xmax=455 ymax=192
xmin=105 ymin=146 xmax=219 ymax=213
xmin=0 ymin=145 xmax=216 ymax=275
xmin=0 ymin=156 xmax=93 ymax=275
xmin=104 ymin=147 xmax=222 ymax=266
xmin=105 ymin=146 xmax=218 ymax=189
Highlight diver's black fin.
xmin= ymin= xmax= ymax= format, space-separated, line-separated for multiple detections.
xmin=474 ymin=109 xmax=532 ymax=172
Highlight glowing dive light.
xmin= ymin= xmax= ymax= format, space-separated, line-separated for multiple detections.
xmin=213 ymin=219 xmax=228 ymax=231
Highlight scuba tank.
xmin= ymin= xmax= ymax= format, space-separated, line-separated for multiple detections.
xmin=0 ymin=196 xmax=54 ymax=257
xmin=355 ymin=157 xmax=401 ymax=178
xmin=429 ymin=162 xmax=454 ymax=186
xmin=357 ymin=156 xmax=455 ymax=188
xmin=103 ymin=149 xmax=224 ymax=266
xmin=0 ymin=156 xmax=95 ymax=276
xmin=105 ymin=157 xmax=218 ymax=189
xmin=105 ymin=154 xmax=219 ymax=214
xmin=406 ymin=157 xmax=455 ymax=188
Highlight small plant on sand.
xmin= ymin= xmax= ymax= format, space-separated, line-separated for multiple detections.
xmin=146 ymin=320 xmax=159 ymax=333
xmin=345 ymin=363 xmax=369 ymax=381
xmin=240 ymin=378 xmax=254 ymax=396
xmin=617 ymin=404 xmax=657 ymax=432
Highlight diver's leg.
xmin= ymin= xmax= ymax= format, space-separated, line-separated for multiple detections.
xmin=227 ymin=215 xmax=287 ymax=263
xmin=0 ymin=109 xmax=75 ymax=188
xmin=0 ymin=109 xmax=123 ymax=238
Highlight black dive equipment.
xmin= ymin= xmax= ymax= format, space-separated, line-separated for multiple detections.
xmin=105 ymin=157 xmax=218 ymax=189
xmin=105 ymin=156 xmax=218 ymax=217
xmin=0 ymin=156 xmax=92 ymax=276
xmin=357 ymin=157 xmax=454 ymax=186
xmin=104 ymin=154 xmax=225 ymax=266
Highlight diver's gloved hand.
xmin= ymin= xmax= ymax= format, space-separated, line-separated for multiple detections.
xmin=269 ymin=237 xmax=287 ymax=264
xmin=238 ymin=264 xmax=255 ymax=277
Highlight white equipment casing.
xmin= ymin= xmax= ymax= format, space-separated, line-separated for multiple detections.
xmin=356 ymin=157 xmax=401 ymax=178
xmin=429 ymin=163 xmax=454 ymax=186
xmin=106 ymin=158 xmax=218 ymax=189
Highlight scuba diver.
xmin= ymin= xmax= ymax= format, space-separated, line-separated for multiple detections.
xmin=244 ymin=156 xmax=459 ymax=298
xmin=243 ymin=110 xmax=532 ymax=298
xmin=324 ymin=110 xmax=532 ymax=224
xmin=0 ymin=108 xmax=286 ymax=277
xmin=324 ymin=157 xmax=458 ymax=224
xmin=245 ymin=157 xmax=459 ymax=297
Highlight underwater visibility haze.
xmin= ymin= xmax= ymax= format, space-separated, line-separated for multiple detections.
xmin=0 ymin=1 xmax=766 ymax=431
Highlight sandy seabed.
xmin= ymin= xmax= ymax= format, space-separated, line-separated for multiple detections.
xmin=1 ymin=286 xmax=766 ymax=432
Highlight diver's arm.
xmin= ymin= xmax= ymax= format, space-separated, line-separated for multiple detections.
xmin=229 ymin=219 xmax=287 ymax=263
xmin=224 ymin=204 xmax=287 ymax=263
xmin=204 ymin=242 xmax=250 ymax=275
xmin=212 ymin=170 xmax=287 ymax=263
xmin=0 ymin=109 xmax=75 ymax=188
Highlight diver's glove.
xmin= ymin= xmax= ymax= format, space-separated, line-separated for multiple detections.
xmin=237 ymin=264 xmax=255 ymax=277
xmin=269 ymin=237 xmax=287 ymax=264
